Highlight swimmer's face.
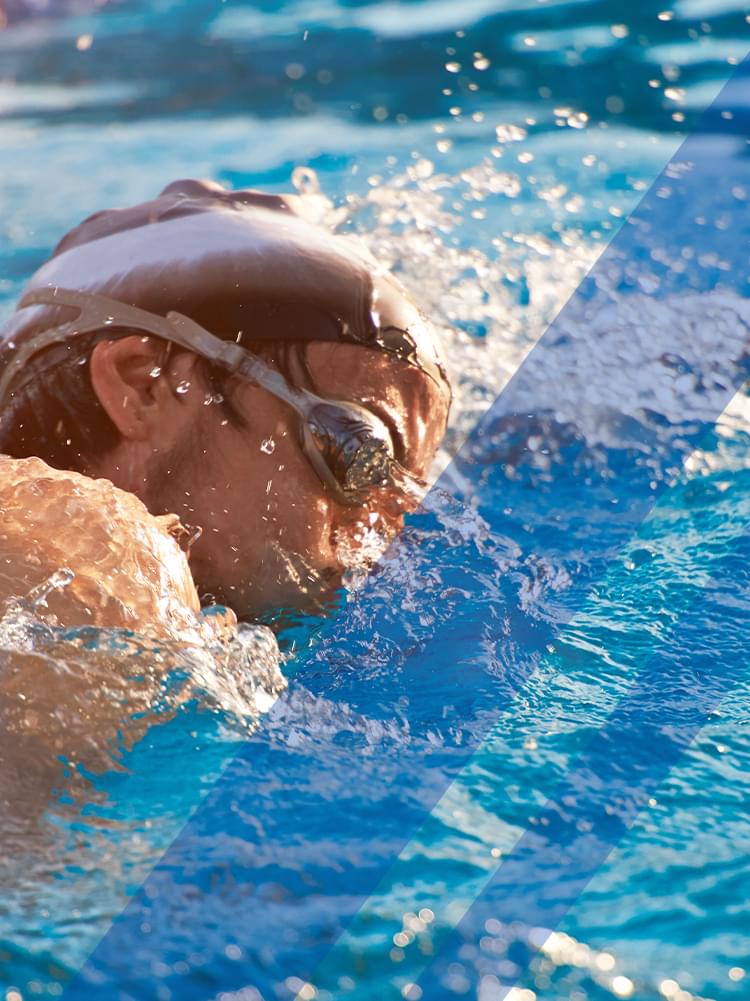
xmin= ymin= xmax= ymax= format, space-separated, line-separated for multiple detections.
xmin=97 ymin=341 xmax=450 ymax=618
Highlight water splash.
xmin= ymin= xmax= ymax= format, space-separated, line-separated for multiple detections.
xmin=287 ymin=160 xmax=750 ymax=487
xmin=274 ymin=150 xmax=750 ymax=1001
xmin=0 ymin=577 xmax=285 ymax=775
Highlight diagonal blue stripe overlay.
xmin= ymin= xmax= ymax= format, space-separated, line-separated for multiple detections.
xmin=63 ymin=55 xmax=750 ymax=1001
xmin=416 ymin=528 xmax=750 ymax=998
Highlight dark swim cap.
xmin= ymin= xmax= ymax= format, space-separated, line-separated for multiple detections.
xmin=0 ymin=178 xmax=446 ymax=388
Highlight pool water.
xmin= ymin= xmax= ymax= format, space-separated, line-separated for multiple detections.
xmin=1 ymin=1 xmax=750 ymax=999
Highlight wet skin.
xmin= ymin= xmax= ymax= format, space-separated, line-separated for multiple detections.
xmin=90 ymin=338 xmax=450 ymax=619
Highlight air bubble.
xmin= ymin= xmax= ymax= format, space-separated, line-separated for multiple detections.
xmin=260 ymin=437 xmax=276 ymax=455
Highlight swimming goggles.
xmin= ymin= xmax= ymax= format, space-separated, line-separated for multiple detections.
xmin=0 ymin=286 xmax=406 ymax=507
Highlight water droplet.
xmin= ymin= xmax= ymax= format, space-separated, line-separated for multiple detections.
xmin=495 ymin=123 xmax=527 ymax=143
xmin=291 ymin=166 xmax=320 ymax=195
xmin=28 ymin=568 xmax=75 ymax=609
xmin=605 ymin=95 xmax=625 ymax=114
xmin=260 ymin=437 xmax=276 ymax=455
xmin=410 ymin=158 xmax=434 ymax=180
xmin=445 ymin=61 xmax=461 ymax=73
xmin=611 ymin=976 xmax=634 ymax=998
xmin=473 ymin=56 xmax=490 ymax=70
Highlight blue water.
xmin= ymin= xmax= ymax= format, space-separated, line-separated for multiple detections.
xmin=1 ymin=2 xmax=750 ymax=999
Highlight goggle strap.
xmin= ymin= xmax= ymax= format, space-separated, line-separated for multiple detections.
xmin=1 ymin=287 xmax=320 ymax=423
xmin=166 ymin=310 xmax=322 ymax=420
xmin=0 ymin=285 xmax=401 ymax=507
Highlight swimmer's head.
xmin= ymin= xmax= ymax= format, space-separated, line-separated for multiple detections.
xmin=0 ymin=179 xmax=451 ymax=618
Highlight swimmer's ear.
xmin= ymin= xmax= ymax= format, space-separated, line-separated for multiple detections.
xmin=90 ymin=336 xmax=194 ymax=442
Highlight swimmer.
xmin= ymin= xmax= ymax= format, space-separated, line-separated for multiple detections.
xmin=0 ymin=179 xmax=451 ymax=623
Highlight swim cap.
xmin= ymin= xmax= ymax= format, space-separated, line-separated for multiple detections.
xmin=0 ymin=179 xmax=446 ymax=388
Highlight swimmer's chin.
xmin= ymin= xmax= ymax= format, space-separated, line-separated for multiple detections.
xmin=216 ymin=565 xmax=342 ymax=625
xmin=220 ymin=546 xmax=390 ymax=625
xmin=242 ymin=562 xmax=385 ymax=628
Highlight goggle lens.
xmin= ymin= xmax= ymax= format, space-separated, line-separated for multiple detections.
xmin=305 ymin=400 xmax=396 ymax=503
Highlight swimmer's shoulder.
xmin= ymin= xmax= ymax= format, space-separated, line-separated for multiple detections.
xmin=0 ymin=454 xmax=213 ymax=634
